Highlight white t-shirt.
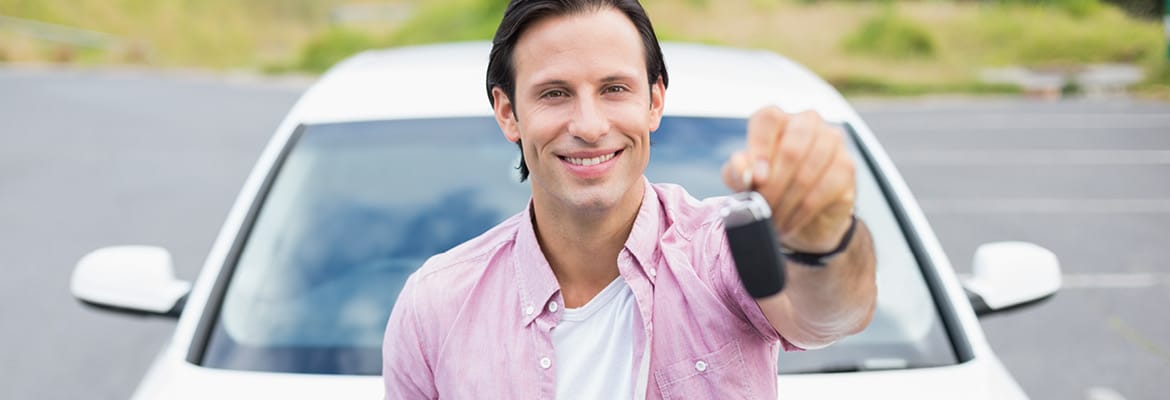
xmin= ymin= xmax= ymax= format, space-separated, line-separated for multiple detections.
xmin=552 ymin=277 xmax=637 ymax=400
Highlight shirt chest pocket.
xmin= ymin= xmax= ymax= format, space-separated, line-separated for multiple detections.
xmin=654 ymin=340 xmax=753 ymax=400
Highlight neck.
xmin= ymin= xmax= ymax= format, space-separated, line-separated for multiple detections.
xmin=530 ymin=182 xmax=644 ymax=307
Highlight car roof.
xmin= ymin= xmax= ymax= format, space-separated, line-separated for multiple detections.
xmin=286 ymin=41 xmax=861 ymax=125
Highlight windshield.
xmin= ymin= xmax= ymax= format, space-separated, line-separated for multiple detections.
xmin=201 ymin=116 xmax=956 ymax=375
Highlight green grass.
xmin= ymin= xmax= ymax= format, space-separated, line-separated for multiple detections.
xmin=0 ymin=0 xmax=361 ymax=67
xmin=829 ymin=75 xmax=1022 ymax=97
xmin=1135 ymin=54 xmax=1170 ymax=100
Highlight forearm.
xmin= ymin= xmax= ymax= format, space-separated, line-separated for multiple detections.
xmin=758 ymin=219 xmax=877 ymax=349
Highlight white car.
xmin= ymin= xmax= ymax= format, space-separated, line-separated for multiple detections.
xmin=72 ymin=42 xmax=1061 ymax=399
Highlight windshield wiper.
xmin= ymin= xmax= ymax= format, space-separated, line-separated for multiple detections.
xmin=784 ymin=358 xmax=911 ymax=374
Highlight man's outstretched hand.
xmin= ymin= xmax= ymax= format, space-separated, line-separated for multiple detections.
xmin=722 ymin=106 xmax=856 ymax=254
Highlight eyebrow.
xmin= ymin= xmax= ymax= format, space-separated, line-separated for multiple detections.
xmin=532 ymin=79 xmax=570 ymax=89
xmin=531 ymin=74 xmax=638 ymax=89
xmin=600 ymin=74 xmax=636 ymax=83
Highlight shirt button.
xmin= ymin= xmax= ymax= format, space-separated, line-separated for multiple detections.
xmin=540 ymin=357 xmax=552 ymax=369
xmin=524 ymin=305 xmax=534 ymax=316
xmin=649 ymin=268 xmax=657 ymax=278
xmin=694 ymin=360 xmax=708 ymax=372
xmin=548 ymin=301 xmax=559 ymax=313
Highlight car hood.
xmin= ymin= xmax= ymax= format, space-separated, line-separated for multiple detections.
xmin=131 ymin=349 xmax=380 ymax=400
xmin=777 ymin=358 xmax=1027 ymax=399
xmin=134 ymin=351 xmax=1025 ymax=400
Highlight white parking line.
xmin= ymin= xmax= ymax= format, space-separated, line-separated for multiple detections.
xmin=920 ymin=198 xmax=1170 ymax=214
xmin=892 ymin=150 xmax=1170 ymax=166
xmin=1061 ymin=273 xmax=1170 ymax=289
xmin=1085 ymin=386 xmax=1128 ymax=400
xmin=956 ymin=273 xmax=1169 ymax=289
xmin=864 ymin=113 xmax=1170 ymax=131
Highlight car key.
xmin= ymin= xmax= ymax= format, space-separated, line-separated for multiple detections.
xmin=721 ymin=191 xmax=786 ymax=298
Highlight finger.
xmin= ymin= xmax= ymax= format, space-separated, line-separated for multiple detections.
xmin=782 ymin=149 xmax=856 ymax=237
xmin=773 ymin=122 xmax=843 ymax=223
xmin=757 ymin=111 xmax=818 ymax=210
xmin=721 ymin=151 xmax=754 ymax=192
xmin=744 ymin=106 xmax=789 ymax=184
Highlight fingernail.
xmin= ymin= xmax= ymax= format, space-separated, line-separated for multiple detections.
xmin=754 ymin=160 xmax=770 ymax=181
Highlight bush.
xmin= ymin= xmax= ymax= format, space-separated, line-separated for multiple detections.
xmin=1144 ymin=58 xmax=1170 ymax=85
xmin=842 ymin=9 xmax=935 ymax=60
xmin=1019 ymin=0 xmax=1105 ymax=17
xmin=996 ymin=0 xmax=1105 ymax=17
xmin=386 ymin=0 xmax=506 ymax=46
xmin=297 ymin=28 xmax=380 ymax=73
xmin=960 ymin=4 xmax=1162 ymax=67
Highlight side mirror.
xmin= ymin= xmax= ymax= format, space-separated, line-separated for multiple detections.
xmin=70 ymin=246 xmax=191 ymax=318
xmin=962 ymin=241 xmax=1061 ymax=317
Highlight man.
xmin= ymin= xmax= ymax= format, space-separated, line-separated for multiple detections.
xmin=383 ymin=0 xmax=877 ymax=398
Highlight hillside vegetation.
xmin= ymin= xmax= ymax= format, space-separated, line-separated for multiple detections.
xmin=1 ymin=0 xmax=1166 ymax=95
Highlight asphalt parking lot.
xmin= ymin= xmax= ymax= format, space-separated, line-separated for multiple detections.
xmin=858 ymin=98 xmax=1170 ymax=400
xmin=1 ymin=69 xmax=1167 ymax=399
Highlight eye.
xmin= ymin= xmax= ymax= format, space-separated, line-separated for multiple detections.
xmin=541 ymin=89 xmax=568 ymax=99
xmin=603 ymin=85 xmax=629 ymax=94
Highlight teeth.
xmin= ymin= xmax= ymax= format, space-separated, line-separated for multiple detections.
xmin=566 ymin=152 xmax=617 ymax=166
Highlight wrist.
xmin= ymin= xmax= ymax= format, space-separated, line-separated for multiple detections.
xmin=782 ymin=215 xmax=858 ymax=267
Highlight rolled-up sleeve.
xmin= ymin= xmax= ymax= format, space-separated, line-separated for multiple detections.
xmin=382 ymin=274 xmax=438 ymax=399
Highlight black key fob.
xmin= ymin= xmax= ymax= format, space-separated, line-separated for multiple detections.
xmin=721 ymin=192 xmax=785 ymax=298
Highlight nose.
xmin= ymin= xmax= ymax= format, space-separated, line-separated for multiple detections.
xmin=568 ymin=95 xmax=608 ymax=143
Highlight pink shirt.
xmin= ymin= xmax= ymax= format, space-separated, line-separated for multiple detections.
xmin=383 ymin=179 xmax=799 ymax=399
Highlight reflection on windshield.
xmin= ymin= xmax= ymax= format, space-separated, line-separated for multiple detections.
xmin=203 ymin=117 xmax=956 ymax=375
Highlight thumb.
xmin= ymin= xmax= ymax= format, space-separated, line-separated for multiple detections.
xmin=722 ymin=151 xmax=755 ymax=192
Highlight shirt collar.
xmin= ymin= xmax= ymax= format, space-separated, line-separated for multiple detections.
xmin=512 ymin=177 xmax=663 ymax=327
xmin=513 ymin=203 xmax=560 ymax=327
xmin=624 ymin=177 xmax=663 ymax=277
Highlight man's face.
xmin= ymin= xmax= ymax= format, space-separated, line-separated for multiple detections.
xmin=493 ymin=8 xmax=665 ymax=215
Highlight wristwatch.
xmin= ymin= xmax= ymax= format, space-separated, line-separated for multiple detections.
xmin=781 ymin=215 xmax=858 ymax=267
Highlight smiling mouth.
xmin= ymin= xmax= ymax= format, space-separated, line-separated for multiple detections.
xmin=560 ymin=150 xmax=622 ymax=166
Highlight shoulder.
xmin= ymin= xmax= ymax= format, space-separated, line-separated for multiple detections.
xmin=408 ymin=212 xmax=522 ymax=294
xmin=649 ymin=182 xmax=734 ymax=278
xmin=384 ymin=212 xmax=523 ymax=380
xmin=651 ymin=182 xmax=727 ymax=240
xmin=395 ymin=212 xmax=522 ymax=329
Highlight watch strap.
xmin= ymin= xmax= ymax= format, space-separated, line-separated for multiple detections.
xmin=781 ymin=215 xmax=858 ymax=267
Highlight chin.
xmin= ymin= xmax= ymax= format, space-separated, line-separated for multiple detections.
xmin=566 ymin=189 xmax=624 ymax=213
xmin=570 ymin=179 xmax=641 ymax=212
xmin=532 ymin=162 xmax=642 ymax=214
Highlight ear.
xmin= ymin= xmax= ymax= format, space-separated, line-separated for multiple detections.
xmin=647 ymin=76 xmax=666 ymax=132
xmin=492 ymin=87 xmax=521 ymax=143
